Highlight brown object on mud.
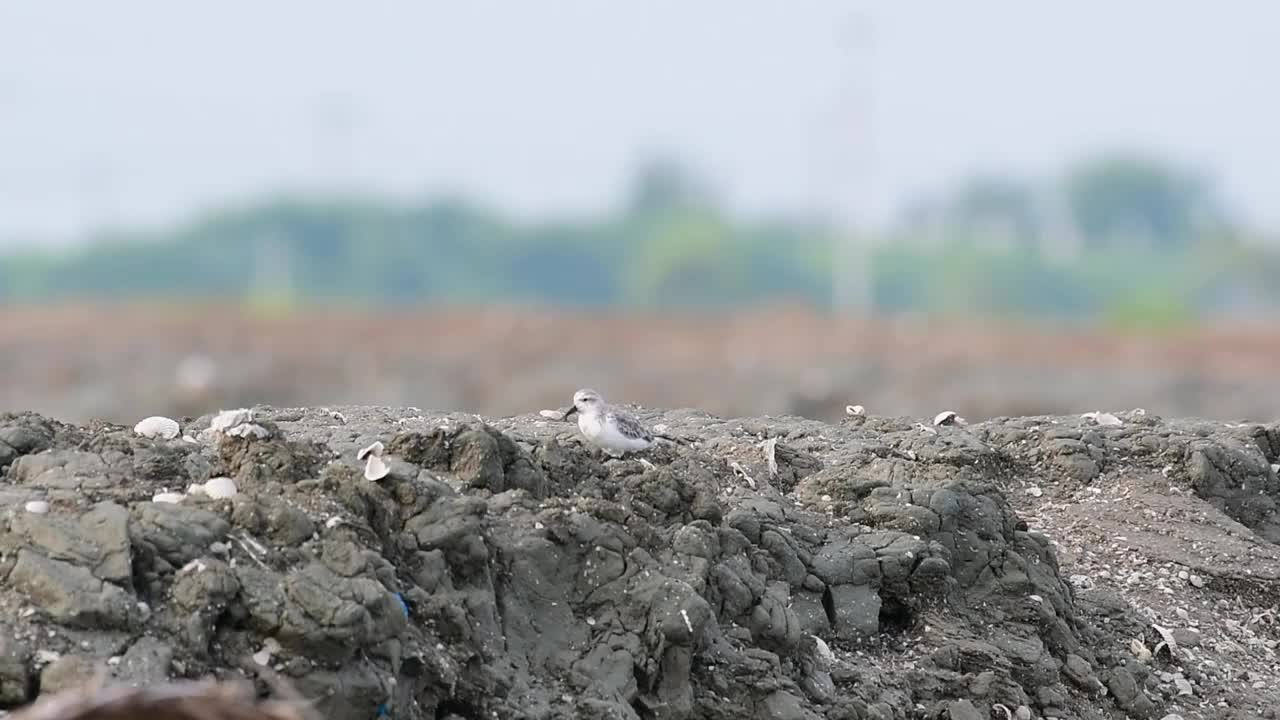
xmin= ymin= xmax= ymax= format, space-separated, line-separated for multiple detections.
xmin=7 ymin=678 xmax=309 ymax=720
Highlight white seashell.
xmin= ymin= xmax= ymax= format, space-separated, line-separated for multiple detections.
xmin=933 ymin=411 xmax=959 ymax=426
xmin=1025 ymin=486 xmax=1043 ymax=498
xmin=812 ymin=635 xmax=836 ymax=665
xmin=538 ymin=409 xmax=563 ymax=420
xmin=210 ymin=408 xmax=254 ymax=433
xmin=364 ymin=454 xmax=390 ymax=481
xmin=846 ymin=404 xmax=866 ymax=416
xmin=24 ymin=500 xmax=50 ymax=514
xmin=1082 ymin=411 xmax=1122 ymax=426
xmin=1129 ymin=638 xmax=1152 ymax=662
xmin=357 ymin=441 xmax=385 ymax=461
xmin=134 ymin=416 xmax=180 ymax=440
xmin=152 ymin=492 xmax=185 ymax=504
xmin=203 ymin=476 xmax=238 ymax=499
xmin=34 ymin=650 xmax=61 ymax=666
xmin=225 ymin=423 xmax=271 ymax=440
xmin=186 ymin=483 xmax=208 ymax=496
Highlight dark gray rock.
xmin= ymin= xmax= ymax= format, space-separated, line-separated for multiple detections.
xmin=8 ymin=406 xmax=1277 ymax=720
xmin=39 ymin=654 xmax=99 ymax=695
xmin=113 ymin=636 xmax=174 ymax=687
xmin=1105 ymin=667 xmax=1157 ymax=719
xmin=946 ymin=699 xmax=984 ymax=720
xmin=0 ymin=637 xmax=32 ymax=706
xmin=6 ymin=502 xmax=132 ymax=585
xmin=8 ymin=549 xmax=136 ymax=629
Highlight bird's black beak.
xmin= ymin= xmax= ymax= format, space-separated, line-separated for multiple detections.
xmin=562 ymin=405 xmax=578 ymax=420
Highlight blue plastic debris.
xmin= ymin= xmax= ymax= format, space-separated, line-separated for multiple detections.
xmin=393 ymin=592 xmax=409 ymax=618
xmin=375 ymin=702 xmax=390 ymax=718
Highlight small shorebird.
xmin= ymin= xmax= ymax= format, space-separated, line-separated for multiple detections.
xmin=562 ymin=388 xmax=655 ymax=457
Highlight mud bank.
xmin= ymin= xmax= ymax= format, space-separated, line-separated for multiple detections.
xmin=3 ymin=405 xmax=1280 ymax=719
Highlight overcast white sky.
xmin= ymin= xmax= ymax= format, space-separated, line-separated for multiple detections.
xmin=1 ymin=1 xmax=1277 ymax=246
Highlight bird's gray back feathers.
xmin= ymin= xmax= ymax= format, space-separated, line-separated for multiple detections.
xmin=607 ymin=409 xmax=653 ymax=442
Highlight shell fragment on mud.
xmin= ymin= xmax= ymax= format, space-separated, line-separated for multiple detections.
xmin=933 ymin=410 xmax=965 ymax=426
xmin=24 ymin=500 xmax=50 ymax=514
xmin=1082 ymin=411 xmax=1123 ymax=426
xmin=205 ymin=408 xmax=272 ymax=441
xmin=152 ymin=492 xmax=185 ymax=504
xmin=358 ymin=441 xmax=390 ymax=480
xmin=134 ymin=415 xmax=181 ymax=440
xmin=357 ymin=441 xmax=384 ymax=461
xmin=364 ymin=455 xmax=390 ymax=481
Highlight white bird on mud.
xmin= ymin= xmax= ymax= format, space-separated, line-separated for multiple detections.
xmin=562 ymin=388 xmax=655 ymax=457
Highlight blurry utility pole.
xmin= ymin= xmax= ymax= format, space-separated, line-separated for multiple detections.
xmin=831 ymin=11 xmax=877 ymax=316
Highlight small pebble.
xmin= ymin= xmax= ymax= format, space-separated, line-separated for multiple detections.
xmin=24 ymin=500 xmax=50 ymax=514
xmin=1069 ymin=574 xmax=1094 ymax=590
xmin=1188 ymin=574 xmax=1205 ymax=588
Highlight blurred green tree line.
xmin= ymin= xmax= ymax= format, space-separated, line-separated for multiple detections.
xmin=2 ymin=153 xmax=1277 ymax=325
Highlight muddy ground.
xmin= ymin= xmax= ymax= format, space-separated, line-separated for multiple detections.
xmin=3 ymin=402 xmax=1279 ymax=719
xmin=3 ymin=304 xmax=1280 ymax=425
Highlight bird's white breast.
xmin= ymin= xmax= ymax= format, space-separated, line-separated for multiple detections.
xmin=579 ymin=412 xmax=651 ymax=453
xmin=578 ymin=412 xmax=606 ymax=440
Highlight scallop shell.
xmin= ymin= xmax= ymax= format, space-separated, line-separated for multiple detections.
xmin=134 ymin=416 xmax=181 ymax=440
xmin=203 ymin=476 xmax=238 ymax=500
